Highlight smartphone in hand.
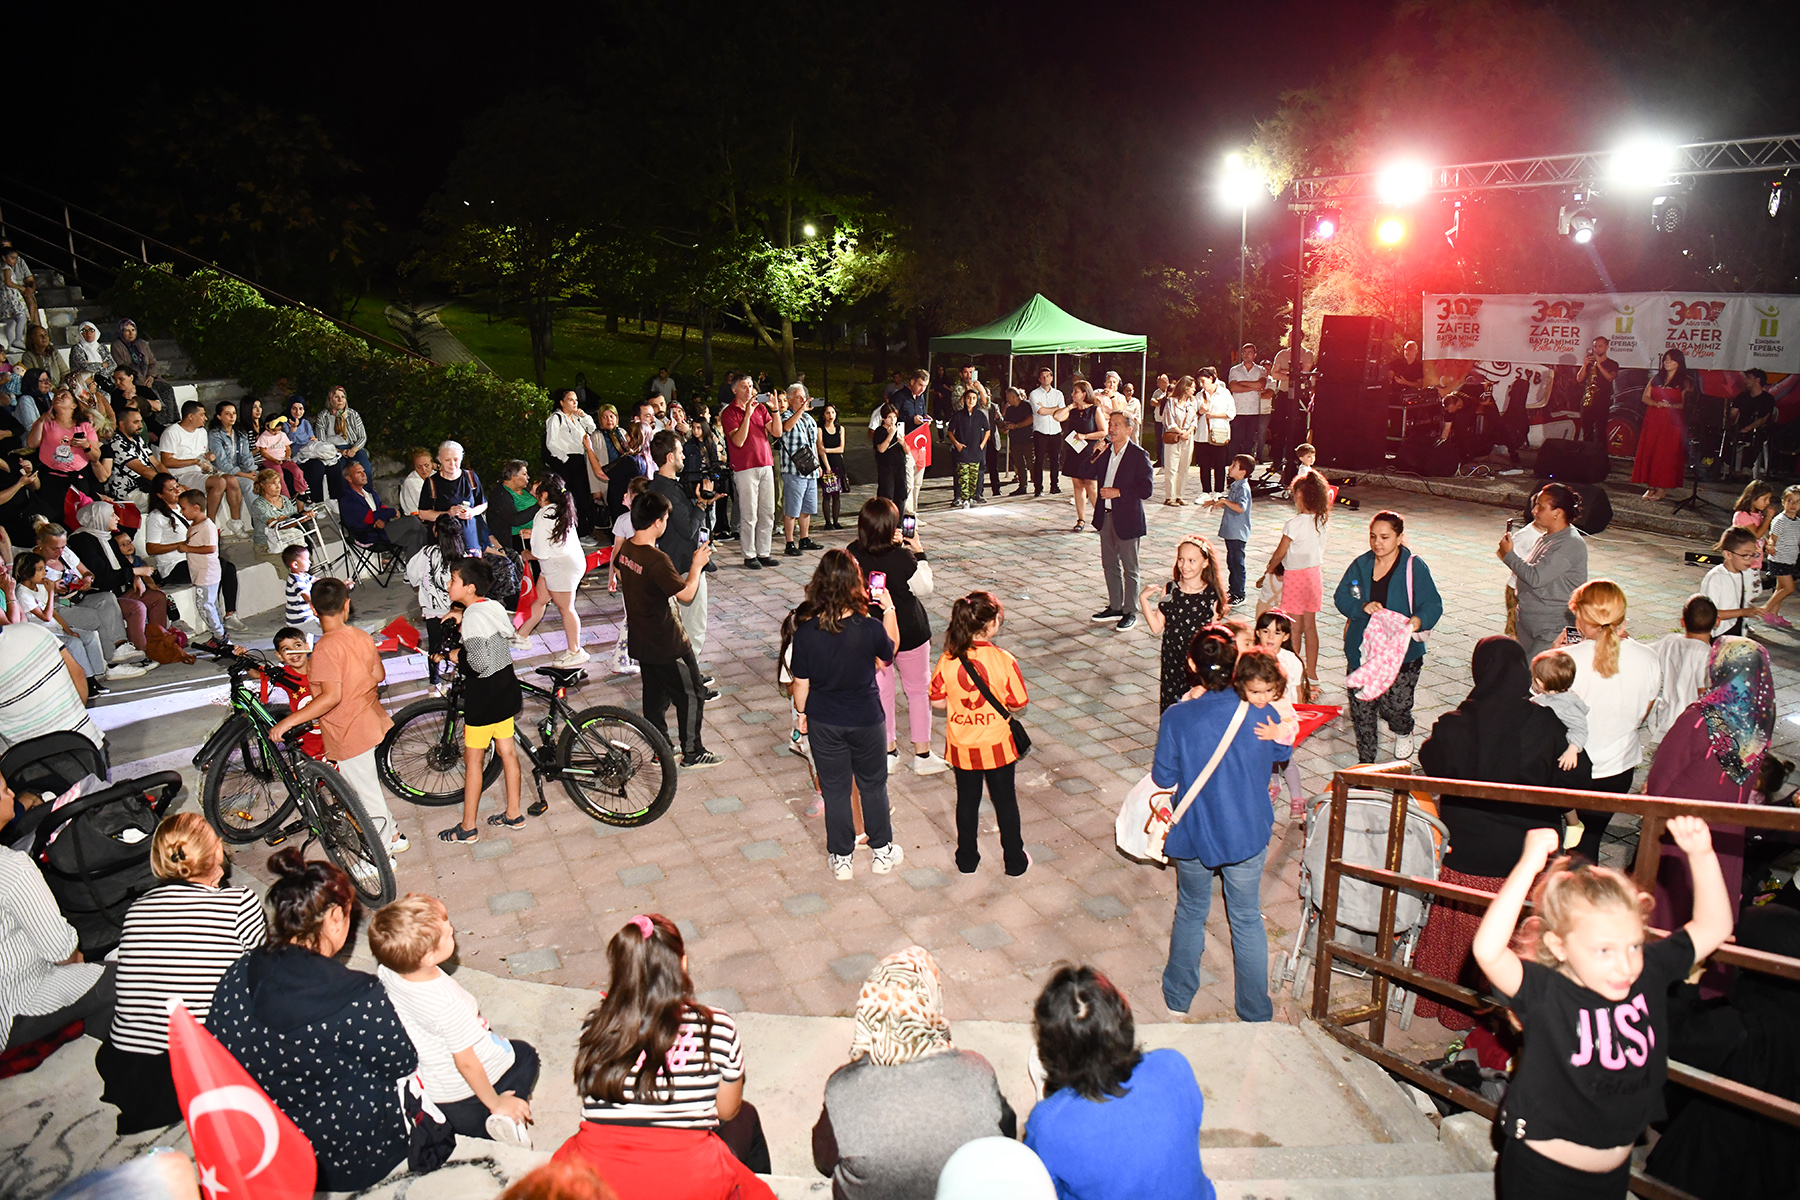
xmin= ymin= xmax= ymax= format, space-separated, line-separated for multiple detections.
xmin=869 ymin=571 xmax=887 ymax=592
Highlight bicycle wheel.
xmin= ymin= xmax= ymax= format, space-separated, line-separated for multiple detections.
xmin=202 ymin=723 xmax=294 ymax=843
xmin=378 ymin=698 xmax=501 ymax=806
xmin=556 ymin=705 xmax=677 ymax=826
xmin=299 ymin=758 xmax=396 ymax=906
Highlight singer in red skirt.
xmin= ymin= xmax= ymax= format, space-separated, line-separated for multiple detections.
xmin=1632 ymin=350 xmax=1696 ymax=500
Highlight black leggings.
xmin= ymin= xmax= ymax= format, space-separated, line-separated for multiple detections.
xmin=953 ymin=761 xmax=1028 ymax=875
xmin=1499 ymin=1138 xmax=1630 ymax=1200
xmin=876 ymin=453 xmax=907 ymax=510
xmin=426 ymin=615 xmax=451 ymax=684
xmin=1575 ymin=768 xmax=1636 ymax=864
xmin=1348 ymin=657 xmax=1422 ymax=762
xmin=155 ymin=560 xmax=239 ymax=614
xmin=984 ymin=442 xmax=1003 ymax=495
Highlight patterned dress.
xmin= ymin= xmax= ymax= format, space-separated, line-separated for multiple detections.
xmin=1157 ymin=583 xmax=1220 ymax=711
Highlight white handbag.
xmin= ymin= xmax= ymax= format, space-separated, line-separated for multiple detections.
xmin=1116 ymin=700 xmax=1248 ymax=864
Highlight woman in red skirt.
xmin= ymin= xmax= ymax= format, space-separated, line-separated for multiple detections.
xmin=1411 ymin=637 xmax=1592 ymax=1029
xmin=1632 ymin=349 xmax=1696 ymax=501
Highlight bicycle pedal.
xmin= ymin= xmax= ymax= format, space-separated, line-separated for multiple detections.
xmin=264 ymin=834 xmax=288 ymax=846
xmin=527 ymin=799 xmax=549 ymax=817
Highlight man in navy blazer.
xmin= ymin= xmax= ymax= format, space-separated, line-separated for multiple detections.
xmin=1091 ymin=410 xmax=1155 ymax=631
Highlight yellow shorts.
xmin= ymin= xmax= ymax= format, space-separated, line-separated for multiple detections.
xmin=464 ymin=717 xmax=515 ymax=750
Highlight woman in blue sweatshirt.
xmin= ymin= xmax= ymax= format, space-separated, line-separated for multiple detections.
xmin=1331 ymin=510 xmax=1443 ymax=764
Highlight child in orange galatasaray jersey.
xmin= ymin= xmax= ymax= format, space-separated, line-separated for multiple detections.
xmin=929 ymin=591 xmax=1029 ymax=876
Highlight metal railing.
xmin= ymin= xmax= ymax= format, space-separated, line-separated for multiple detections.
xmin=1311 ymin=763 xmax=1800 ymax=1200
xmin=0 ymin=176 xmax=426 ymax=362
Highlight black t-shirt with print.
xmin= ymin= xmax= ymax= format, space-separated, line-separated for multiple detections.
xmin=1499 ymin=929 xmax=1694 ymax=1149
xmin=615 ymin=540 xmax=688 ymax=664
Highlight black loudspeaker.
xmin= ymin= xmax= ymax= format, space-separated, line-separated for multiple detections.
xmin=1570 ymin=482 xmax=1613 ymax=536
xmin=1535 ymin=438 xmax=1610 ymax=484
xmin=1318 ymin=315 xmax=1398 ymax=388
xmin=1311 ymin=383 xmax=1390 ymax=470
xmin=1394 ymin=430 xmax=1461 ymax=477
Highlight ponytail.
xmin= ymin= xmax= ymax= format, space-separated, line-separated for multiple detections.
xmin=945 ymin=591 xmax=1004 ymax=659
xmin=1569 ymin=579 xmax=1627 ymax=678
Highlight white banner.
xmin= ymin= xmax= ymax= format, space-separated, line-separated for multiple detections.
xmin=1422 ymin=292 xmax=1798 ymax=373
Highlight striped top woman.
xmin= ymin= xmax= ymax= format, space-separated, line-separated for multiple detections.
xmin=97 ymin=813 xmax=265 ymax=1133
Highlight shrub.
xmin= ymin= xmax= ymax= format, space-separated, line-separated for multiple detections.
xmin=107 ymin=264 xmax=550 ymax=477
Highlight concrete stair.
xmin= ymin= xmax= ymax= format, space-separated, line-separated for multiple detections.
xmin=3 ymin=958 xmax=1496 ymax=1200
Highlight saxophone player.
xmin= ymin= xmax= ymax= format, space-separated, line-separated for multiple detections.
xmin=1576 ymin=335 xmax=1619 ymax=444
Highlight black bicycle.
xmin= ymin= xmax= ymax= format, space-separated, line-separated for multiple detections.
xmin=377 ymin=664 xmax=678 ymax=826
xmin=193 ymin=650 xmax=396 ymax=905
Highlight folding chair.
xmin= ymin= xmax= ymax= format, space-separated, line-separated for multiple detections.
xmin=341 ymin=532 xmax=402 ymax=587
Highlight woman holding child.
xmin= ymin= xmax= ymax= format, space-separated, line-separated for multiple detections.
xmin=1331 ymin=510 xmax=1442 ymax=763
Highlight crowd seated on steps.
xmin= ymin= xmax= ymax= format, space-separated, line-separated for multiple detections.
xmin=13 ymin=849 xmax=1207 ymax=1200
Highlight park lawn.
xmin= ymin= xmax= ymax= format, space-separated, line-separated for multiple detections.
xmin=415 ymin=301 xmax=884 ymax=418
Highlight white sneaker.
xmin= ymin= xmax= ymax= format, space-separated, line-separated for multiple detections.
xmin=829 ymin=853 xmax=854 ymax=881
xmin=389 ymin=833 xmax=410 ymax=854
xmin=911 ymin=752 xmax=950 ymax=776
xmin=110 ymin=644 xmax=146 ymax=664
xmin=871 ymin=842 xmax=904 ymax=874
xmin=552 ymin=648 xmax=591 ymax=668
xmin=511 ymin=634 xmax=533 ymax=651
xmin=1394 ymin=733 xmax=1417 ymax=760
xmin=108 ymin=661 xmax=150 ymax=679
xmin=886 ymin=749 xmax=899 ymax=775
xmin=484 ymin=1113 xmax=532 ymax=1149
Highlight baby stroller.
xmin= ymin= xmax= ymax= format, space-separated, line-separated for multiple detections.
xmin=0 ymin=732 xmax=181 ymax=960
xmin=1279 ymin=786 xmax=1448 ymax=1029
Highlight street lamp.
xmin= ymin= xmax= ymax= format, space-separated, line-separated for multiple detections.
xmin=1219 ymin=153 xmax=1266 ymax=351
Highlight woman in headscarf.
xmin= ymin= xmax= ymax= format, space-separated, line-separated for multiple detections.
xmin=1649 ymin=636 xmax=1775 ymax=940
xmin=69 ymin=321 xmax=114 ymax=379
xmin=70 ymin=501 xmax=167 ymax=654
xmin=109 ymin=319 xmax=165 ymax=395
xmin=15 ymin=366 xmax=52 ymax=430
xmin=1409 ymin=636 xmax=1593 ymax=1029
xmin=813 ymin=946 xmax=1015 ymax=1200
xmin=1643 ymin=903 xmax=1800 ymax=1200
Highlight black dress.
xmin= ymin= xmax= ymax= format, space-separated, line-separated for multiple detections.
xmin=1062 ymin=405 xmax=1102 ymax=479
xmin=1157 ymin=582 xmax=1220 ymax=711
xmin=821 ymin=424 xmax=846 ymax=483
xmin=420 ymin=469 xmax=489 ymax=554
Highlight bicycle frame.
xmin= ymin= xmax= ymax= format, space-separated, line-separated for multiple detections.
xmin=195 ymin=658 xmax=322 ymax=841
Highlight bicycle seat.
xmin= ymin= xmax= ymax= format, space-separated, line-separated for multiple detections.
xmin=534 ymin=666 xmax=587 ymax=686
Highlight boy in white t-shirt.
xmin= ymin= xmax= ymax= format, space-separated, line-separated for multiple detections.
xmin=1649 ymin=594 xmax=1718 ymax=741
xmin=1702 ymin=527 xmax=1760 ymax=638
xmin=177 ymin=489 xmax=225 ymax=646
xmin=370 ymin=893 xmax=536 ymax=1147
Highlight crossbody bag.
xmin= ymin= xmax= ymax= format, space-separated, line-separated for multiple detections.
xmin=956 ymin=652 xmax=1030 ymax=759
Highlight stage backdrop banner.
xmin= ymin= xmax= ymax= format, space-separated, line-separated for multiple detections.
xmin=1422 ymin=293 xmax=1798 ymax=373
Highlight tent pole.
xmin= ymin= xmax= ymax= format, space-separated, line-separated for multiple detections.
xmin=1140 ymin=350 xmax=1147 ymax=448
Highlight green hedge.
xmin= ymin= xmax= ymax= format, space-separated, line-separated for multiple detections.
xmin=107 ymin=264 xmax=550 ymax=477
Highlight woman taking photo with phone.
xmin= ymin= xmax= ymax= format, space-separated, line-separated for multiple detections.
xmin=848 ymin=498 xmax=947 ymax=777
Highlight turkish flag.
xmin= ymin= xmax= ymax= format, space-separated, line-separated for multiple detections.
xmin=1292 ymin=703 xmax=1342 ymax=749
xmin=904 ymin=423 xmax=932 ymax=470
xmin=168 ymin=1001 xmax=316 ymax=1200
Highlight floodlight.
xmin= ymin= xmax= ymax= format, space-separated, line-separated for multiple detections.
xmin=1375 ymin=161 xmax=1432 ymax=205
xmin=1609 ymin=140 xmax=1680 ymax=189
xmin=802 ymin=223 xmax=818 ymax=238
xmin=1651 ymin=196 xmax=1685 ymax=234
xmin=1219 ymin=153 xmax=1266 ymax=209
xmin=1310 ymin=208 xmax=1340 ymax=240
xmin=1377 ymin=218 xmax=1407 ymax=245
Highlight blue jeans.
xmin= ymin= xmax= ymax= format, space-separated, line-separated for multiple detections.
xmin=1163 ymin=849 xmax=1272 ymax=1021
xmin=1224 ymin=538 xmax=1246 ymax=602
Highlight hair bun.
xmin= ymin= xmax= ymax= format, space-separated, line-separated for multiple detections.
xmin=266 ymin=846 xmax=308 ymax=878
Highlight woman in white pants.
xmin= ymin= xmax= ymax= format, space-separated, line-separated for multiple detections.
xmin=1161 ymin=376 xmax=1198 ymax=504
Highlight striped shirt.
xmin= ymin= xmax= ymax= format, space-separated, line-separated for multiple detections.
xmin=108 ymin=883 xmax=265 ymax=1054
xmin=377 ymin=964 xmax=515 ymax=1103
xmin=580 ymin=1007 xmax=743 ymax=1129
xmin=1771 ymin=512 xmax=1800 ymax=566
xmin=929 ymin=643 xmax=1029 ymax=770
xmin=285 ymin=571 xmax=316 ymax=625
xmin=0 ymin=845 xmax=100 ymax=1038
xmin=0 ymin=622 xmax=100 ymax=752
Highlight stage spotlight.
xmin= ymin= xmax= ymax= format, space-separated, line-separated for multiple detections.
xmin=1377 ymin=217 xmax=1407 ymax=245
xmin=1652 ymin=195 xmax=1685 ymax=234
xmin=1308 ymin=207 xmax=1341 ymax=240
xmin=1610 ymin=139 xmax=1679 ymax=189
xmin=1559 ymin=204 xmax=1598 ymax=244
xmin=1771 ymin=180 xmax=1786 ymax=218
xmin=1376 ymin=161 xmax=1432 ymax=205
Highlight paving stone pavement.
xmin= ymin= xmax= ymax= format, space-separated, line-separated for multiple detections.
xmin=119 ymin=473 xmax=1800 ymax=1035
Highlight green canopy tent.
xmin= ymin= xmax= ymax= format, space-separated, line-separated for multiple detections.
xmin=927 ymin=293 xmax=1148 ymax=399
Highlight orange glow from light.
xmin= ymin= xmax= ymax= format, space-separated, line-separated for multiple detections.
xmin=1377 ymin=218 xmax=1406 ymax=245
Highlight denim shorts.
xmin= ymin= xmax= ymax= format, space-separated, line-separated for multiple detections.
xmin=782 ymin=473 xmax=819 ymax=517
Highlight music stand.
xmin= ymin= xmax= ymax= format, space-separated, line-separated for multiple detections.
xmin=1672 ymin=434 xmax=1714 ymax=517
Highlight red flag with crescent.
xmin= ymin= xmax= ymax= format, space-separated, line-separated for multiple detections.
xmin=904 ymin=423 xmax=932 ymax=470
xmin=168 ymin=1001 xmax=316 ymax=1200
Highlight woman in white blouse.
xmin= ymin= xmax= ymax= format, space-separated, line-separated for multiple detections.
xmin=1558 ymin=579 xmax=1662 ymax=863
xmin=544 ymin=389 xmax=607 ymax=536
xmin=1160 ymin=376 xmax=1199 ymax=505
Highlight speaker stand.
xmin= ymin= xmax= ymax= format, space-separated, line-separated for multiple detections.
xmin=1671 ymin=448 xmax=1713 ymax=517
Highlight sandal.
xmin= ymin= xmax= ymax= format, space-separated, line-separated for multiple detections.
xmin=438 ymin=824 xmax=479 ymax=844
xmin=1072 ymin=520 xmax=1086 ymax=532
xmin=487 ymin=813 xmax=526 ymax=828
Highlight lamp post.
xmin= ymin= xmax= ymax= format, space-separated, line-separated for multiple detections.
xmin=1220 ymin=154 xmax=1265 ymax=352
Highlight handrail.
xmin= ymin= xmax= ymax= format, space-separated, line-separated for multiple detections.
xmin=0 ymin=175 xmax=428 ymax=362
xmin=1309 ymin=763 xmax=1800 ymax=1200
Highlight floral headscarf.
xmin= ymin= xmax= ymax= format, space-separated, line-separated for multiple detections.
xmin=1698 ymin=636 xmax=1776 ymax=785
xmin=848 ymin=945 xmax=953 ymax=1066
